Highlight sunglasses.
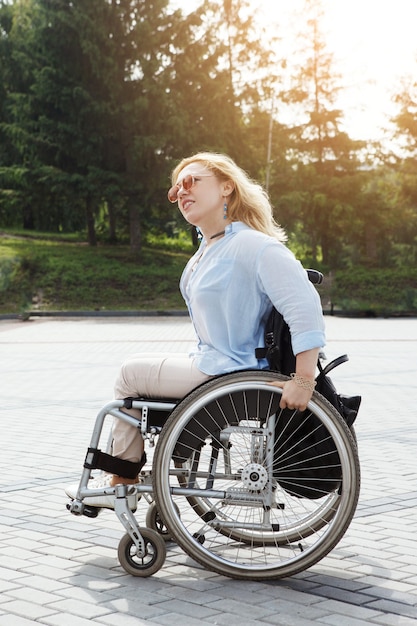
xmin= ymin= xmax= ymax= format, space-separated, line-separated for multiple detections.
xmin=167 ymin=174 xmax=213 ymax=203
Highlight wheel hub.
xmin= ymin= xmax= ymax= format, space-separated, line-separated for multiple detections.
xmin=241 ymin=463 xmax=268 ymax=491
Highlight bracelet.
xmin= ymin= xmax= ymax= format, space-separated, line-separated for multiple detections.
xmin=290 ymin=373 xmax=317 ymax=392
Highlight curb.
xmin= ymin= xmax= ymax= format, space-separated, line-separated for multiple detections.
xmin=0 ymin=310 xmax=189 ymax=320
xmin=1 ymin=310 xmax=416 ymax=321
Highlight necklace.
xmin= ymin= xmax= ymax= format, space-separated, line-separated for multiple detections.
xmin=192 ymin=229 xmax=225 ymax=272
xmin=210 ymin=229 xmax=225 ymax=240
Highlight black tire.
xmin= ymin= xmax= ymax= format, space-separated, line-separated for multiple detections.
xmin=153 ymin=371 xmax=360 ymax=580
xmin=118 ymin=528 xmax=166 ymax=577
xmin=145 ymin=501 xmax=179 ymax=542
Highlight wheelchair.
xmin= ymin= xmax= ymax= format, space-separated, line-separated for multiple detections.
xmin=67 ymin=368 xmax=360 ymax=580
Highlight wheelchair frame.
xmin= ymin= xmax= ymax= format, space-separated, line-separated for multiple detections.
xmin=67 ymin=370 xmax=360 ymax=580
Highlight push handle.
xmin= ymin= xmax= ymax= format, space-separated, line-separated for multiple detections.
xmin=306 ymin=269 xmax=323 ymax=285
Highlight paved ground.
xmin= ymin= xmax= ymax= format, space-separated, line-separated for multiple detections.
xmin=0 ymin=314 xmax=416 ymax=626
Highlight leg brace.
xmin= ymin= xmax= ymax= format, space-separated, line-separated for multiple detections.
xmin=84 ymin=448 xmax=147 ymax=479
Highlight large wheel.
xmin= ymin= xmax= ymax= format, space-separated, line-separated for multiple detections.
xmin=153 ymin=371 xmax=360 ymax=580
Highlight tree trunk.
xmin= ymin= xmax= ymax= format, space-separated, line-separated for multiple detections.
xmin=23 ymin=203 xmax=35 ymax=230
xmin=365 ymin=225 xmax=378 ymax=267
xmin=107 ymin=201 xmax=117 ymax=244
xmin=85 ymin=195 xmax=97 ymax=246
xmin=321 ymin=231 xmax=330 ymax=267
xmin=128 ymin=197 xmax=141 ymax=254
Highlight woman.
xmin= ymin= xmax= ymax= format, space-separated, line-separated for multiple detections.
xmin=66 ymin=152 xmax=325 ymax=508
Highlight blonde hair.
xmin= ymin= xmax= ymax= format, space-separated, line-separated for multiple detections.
xmin=171 ymin=152 xmax=287 ymax=243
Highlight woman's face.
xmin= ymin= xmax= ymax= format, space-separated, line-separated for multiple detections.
xmin=171 ymin=163 xmax=227 ymax=229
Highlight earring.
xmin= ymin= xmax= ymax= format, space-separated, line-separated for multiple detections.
xmin=195 ymin=226 xmax=202 ymax=240
xmin=223 ymin=201 xmax=228 ymax=220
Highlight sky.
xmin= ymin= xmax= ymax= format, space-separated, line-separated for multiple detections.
xmin=169 ymin=0 xmax=417 ymax=142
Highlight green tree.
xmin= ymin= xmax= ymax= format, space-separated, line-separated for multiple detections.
xmin=0 ymin=0 xmax=38 ymax=229
xmin=147 ymin=0 xmax=286 ymax=233
xmin=0 ymin=0 xmax=105 ymax=238
xmin=390 ymin=71 xmax=417 ymax=265
xmin=0 ymin=0 xmax=179 ymax=249
xmin=273 ymin=0 xmax=365 ymax=267
xmin=393 ymin=69 xmax=417 ymax=155
xmin=163 ymin=1 xmax=279 ymax=164
xmin=0 ymin=0 xmax=296 ymax=249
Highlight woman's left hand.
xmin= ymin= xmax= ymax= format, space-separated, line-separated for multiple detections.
xmin=269 ymin=378 xmax=313 ymax=412
xmin=269 ymin=348 xmax=319 ymax=410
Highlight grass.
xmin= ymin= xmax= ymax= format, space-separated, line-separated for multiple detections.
xmin=330 ymin=267 xmax=417 ymax=316
xmin=1 ymin=231 xmax=416 ymax=316
xmin=0 ymin=233 xmax=190 ymax=314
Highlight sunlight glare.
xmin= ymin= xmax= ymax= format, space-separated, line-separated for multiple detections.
xmin=170 ymin=0 xmax=417 ymax=141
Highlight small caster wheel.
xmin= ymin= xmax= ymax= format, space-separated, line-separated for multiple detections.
xmin=118 ymin=528 xmax=166 ymax=577
xmin=146 ymin=501 xmax=179 ymax=542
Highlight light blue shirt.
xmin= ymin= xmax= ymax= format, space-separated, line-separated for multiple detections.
xmin=180 ymin=222 xmax=325 ymax=375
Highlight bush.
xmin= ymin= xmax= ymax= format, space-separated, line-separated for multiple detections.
xmin=330 ymin=267 xmax=417 ymax=315
xmin=0 ymin=235 xmax=190 ymax=313
xmin=1 ymin=233 xmax=416 ymax=316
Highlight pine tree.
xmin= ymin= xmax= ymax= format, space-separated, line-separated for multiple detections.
xmin=276 ymin=0 xmax=365 ymax=266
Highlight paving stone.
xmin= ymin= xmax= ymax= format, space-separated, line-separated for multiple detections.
xmin=0 ymin=616 xmax=44 ymax=626
xmin=40 ymin=614 xmax=98 ymax=626
xmin=95 ymin=614 xmax=159 ymax=626
xmin=0 ymin=316 xmax=416 ymax=625
xmin=4 ymin=586 xmax=65 ymax=606
xmin=315 ymin=598 xmax=385 ymax=620
xmin=148 ymin=598 xmax=221 ymax=620
xmin=364 ymin=599 xmax=417 ymax=620
xmin=0 ymin=598 xmax=57 ymax=620
xmin=371 ymin=616 xmax=417 ymax=626
xmin=145 ymin=613 xmax=208 ymax=626
xmin=261 ymin=597 xmax=330 ymax=621
xmin=317 ymin=616 xmax=379 ymax=626
xmin=205 ymin=612 xmax=263 ymax=626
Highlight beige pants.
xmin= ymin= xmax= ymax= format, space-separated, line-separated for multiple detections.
xmin=113 ymin=353 xmax=211 ymax=463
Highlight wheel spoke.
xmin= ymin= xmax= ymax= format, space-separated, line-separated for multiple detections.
xmin=153 ymin=371 xmax=360 ymax=580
